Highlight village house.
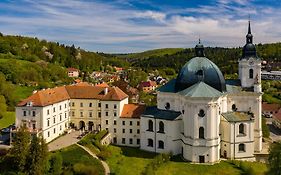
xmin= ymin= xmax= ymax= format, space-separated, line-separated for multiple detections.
xmin=67 ymin=68 xmax=79 ymax=78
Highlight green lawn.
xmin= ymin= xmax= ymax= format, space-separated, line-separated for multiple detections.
xmin=0 ymin=112 xmax=15 ymax=129
xmin=105 ymin=145 xmax=268 ymax=175
xmin=53 ymin=144 xmax=105 ymax=175
xmin=14 ymin=85 xmax=35 ymax=103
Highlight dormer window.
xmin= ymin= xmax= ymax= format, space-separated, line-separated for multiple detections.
xmin=27 ymin=101 xmax=33 ymax=107
xmin=198 ymin=109 xmax=205 ymax=117
xmin=165 ymin=103 xmax=170 ymax=110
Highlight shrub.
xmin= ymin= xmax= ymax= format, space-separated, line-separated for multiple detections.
xmin=97 ymin=150 xmax=112 ymax=161
xmin=49 ymin=154 xmax=63 ymax=175
xmin=73 ymin=163 xmax=99 ymax=175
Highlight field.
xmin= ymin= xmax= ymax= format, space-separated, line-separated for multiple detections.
xmin=14 ymin=85 xmax=35 ymax=103
xmin=53 ymin=144 xmax=105 ymax=175
xmin=105 ymin=145 xmax=268 ymax=175
xmin=0 ymin=112 xmax=15 ymax=129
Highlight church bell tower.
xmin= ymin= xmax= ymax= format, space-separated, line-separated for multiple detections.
xmin=238 ymin=20 xmax=261 ymax=92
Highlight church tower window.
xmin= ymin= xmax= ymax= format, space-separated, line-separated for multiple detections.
xmin=158 ymin=140 xmax=164 ymax=149
xmin=249 ymin=69 xmax=253 ymax=79
xmin=239 ymin=123 xmax=245 ymax=135
xmin=199 ymin=127 xmax=204 ymax=139
xmin=158 ymin=121 xmax=164 ymax=133
xmin=232 ymin=104 xmax=237 ymax=111
xmin=198 ymin=109 xmax=205 ymax=117
xmin=148 ymin=139 xmax=153 ymax=147
xmin=148 ymin=120 xmax=153 ymax=131
xmin=239 ymin=144 xmax=245 ymax=152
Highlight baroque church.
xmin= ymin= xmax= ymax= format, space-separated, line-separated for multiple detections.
xmin=140 ymin=21 xmax=262 ymax=163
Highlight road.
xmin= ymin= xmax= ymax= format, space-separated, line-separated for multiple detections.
xmin=266 ymin=118 xmax=281 ymax=142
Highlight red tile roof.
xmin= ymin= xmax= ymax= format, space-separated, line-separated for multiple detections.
xmin=95 ymin=82 xmax=110 ymax=88
xmin=273 ymin=109 xmax=281 ymax=122
xmin=140 ymin=81 xmax=157 ymax=87
xmin=17 ymin=86 xmax=70 ymax=107
xmin=262 ymin=102 xmax=280 ymax=113
xmin=17 ymin=86 xmax=128 ymax=107
xmin=67 ymin=67 xmax=79 ymax=72
xmin=120 ymin=104 xmax=146 ymax=119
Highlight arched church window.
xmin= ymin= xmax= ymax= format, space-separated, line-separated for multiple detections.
xmin=148 ymin=120 xmax=153 ymax=131
xmin=158 ymin=121 xmax=164 ymax=133
xmin=165 ymin=103 xmax=170 ymax=110
xmin=249 ymin=69 xmax=253 ymax=79
xmin=199 ymin=127 xmax=204 ymax=139
xmin=148 ymin=139 xmax=153 ymax=147
xmin=232 ymin=104 xmax=237 ymax=111
xmin=158 ymin=140 xmax=164 ymax=149
xmin=239 ymin=123 xmax=245 ymax=134
xmin=198 ymin=109 xmax=205 ymax=117
xmin=239 ymin=143 xmax=245 ymax=152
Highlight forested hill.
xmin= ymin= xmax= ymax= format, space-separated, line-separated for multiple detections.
xmin=116 ymin=43 xmax=281 ymax=75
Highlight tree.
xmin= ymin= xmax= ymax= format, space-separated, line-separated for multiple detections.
xmin=0 ymin=95 xmax=7 ymax=118
xmin=268 ymin=141 xmax=281 ymax=175
xmin=26 ymin=135 xmax=49 ymax=175
xmin=49 ymin=154 xmax=63 ymax=175
xmin=9 ymin=125 xmax=31 ymax=172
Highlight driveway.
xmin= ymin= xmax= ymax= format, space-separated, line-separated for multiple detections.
xmin=48 ymin=130 xmax=81 ymax=151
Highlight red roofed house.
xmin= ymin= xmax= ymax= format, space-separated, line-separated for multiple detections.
xmin=67 ymin=68 xmax=79 ymax=78
xmin=139 ymin=81 xmax=157 ymax=93
xmin=262 ymin=102 xmax=280 ymax=117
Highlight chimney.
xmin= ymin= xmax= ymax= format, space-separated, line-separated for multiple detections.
xmin=104 ymin=87 xmax=108 ymax=95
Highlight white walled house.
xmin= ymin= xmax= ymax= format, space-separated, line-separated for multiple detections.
xmin=15 ymin=87 xmax=70 ymax=143
xmin=140 ymin=21 xmax=263 ymax=163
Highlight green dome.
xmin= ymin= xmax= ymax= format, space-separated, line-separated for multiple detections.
xmin=175 ymin=42 xmax=226 ymax=92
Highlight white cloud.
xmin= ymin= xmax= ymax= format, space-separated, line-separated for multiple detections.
xmin=134 ymin=10 xmax=166 ymax=22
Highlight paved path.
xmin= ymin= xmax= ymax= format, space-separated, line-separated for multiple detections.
xmin=48 ymin=130 xmax=80 ymax=151
xmin=76 ymin=143 xmax=110 ymax=175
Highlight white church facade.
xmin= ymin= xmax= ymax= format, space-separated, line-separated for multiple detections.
xmin=140 ymin=21 xmax=262 ymax=163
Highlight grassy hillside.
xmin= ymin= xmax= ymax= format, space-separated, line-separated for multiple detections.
xmin=114 ymin=48 xmax=184 ymax=61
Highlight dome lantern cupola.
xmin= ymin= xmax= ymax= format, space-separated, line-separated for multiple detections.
xmin=241 ymin=20 xmax=259 ymax=60
xmin=195 ymin=39 xmax=205 ymax=57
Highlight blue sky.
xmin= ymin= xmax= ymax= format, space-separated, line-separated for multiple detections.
xmin=0 ymin=0 xmax=280 ymax=53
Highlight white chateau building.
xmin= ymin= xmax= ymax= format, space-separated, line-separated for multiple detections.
xmin=140 ymin=21 xmax=262 ymax=163
xmin=15 ymin=22 xmax=262 ymax=163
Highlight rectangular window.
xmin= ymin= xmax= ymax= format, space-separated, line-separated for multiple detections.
xmin=130 ymin=129 xmax=132 ymax=133
xmin=129 ymin=138 xmax=133 ymax=144
xmin=80 ymin=112 xmax=83 ymax=117
xmin=98 ymin=103 xmax=101 ymax=107
xmin=89 ymin=112 xmax=92 ymax=117
xmin=106 ymin=128 xmax=108 ymax=131
xmin=47 ymin=119 xmax=50 ymax=127
xmin=122 ymin=121 xmax=125 ymax=125
xmin=106 ymin=112 xmax=108 ymax=116
xmin=47 ymin=110 xmax=49 ymax=115
xmin=89 ymin=103 xmax=92 ymax=107
xmin=53 ymin=117 xmax=56 ymax=124
xmin=105 ymin=104 xmax=108 ymax=109
xmin=123 ymin=129 xmax=125 ymax=133
xmin=137 ymin=121 xmax=140 ymax=126
xmin=114 ymin=104 xmax=117 ymax=109
xmin=60 ymin=125 xmax=62 ymax=130
xmin=137 ymin=139 xmax=140 ymax=145
xmin=59 ymin=105 xmax=62 ymax=110
xmin=72 ymin=111 xmax=75 ymax=117
xmin=72 ymin=102 xmax=75 ymax=107
xmin=114 ymin=128 xmax=116 ymax=133
xmin=114 ymin=112 xmax=117 ymax=117
xmin=23 ymin=111 xmax=26 ymax=116
xmin=53 ymin=107 xmax=56 ymax=112
xmin=65 ymin=113 xmax=67 ymax=119
xmin=48 ymin=131 xmax=50 ymax=137
xmin=106 ymin=120 xmax=108 ymax=125
xmin=137 ymin=129 xmax=140 ymax=134
xmin=130 ymin=121 xmax=133 ymax=126
xmin=32 ymin=124 xmax=36 ymax=129
xmin=80 ymin=103 xmax=83 ymax=107
xmin=122 ymin=138 xmax=125 ymax=144
xmin=65 ymin=104 xmax=67 ymax=108
xmin=60 ymin=114 xmax=62 ymax=121
xmin=53 ymin=128 xmax=56 ymax=134
xmin=32 ymin=111 xmax=36 ymax=117
xmin=98 ymin=112 xmax=101 ymax=118
xmin=114 ymin=120 xmax=117 ymax=125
